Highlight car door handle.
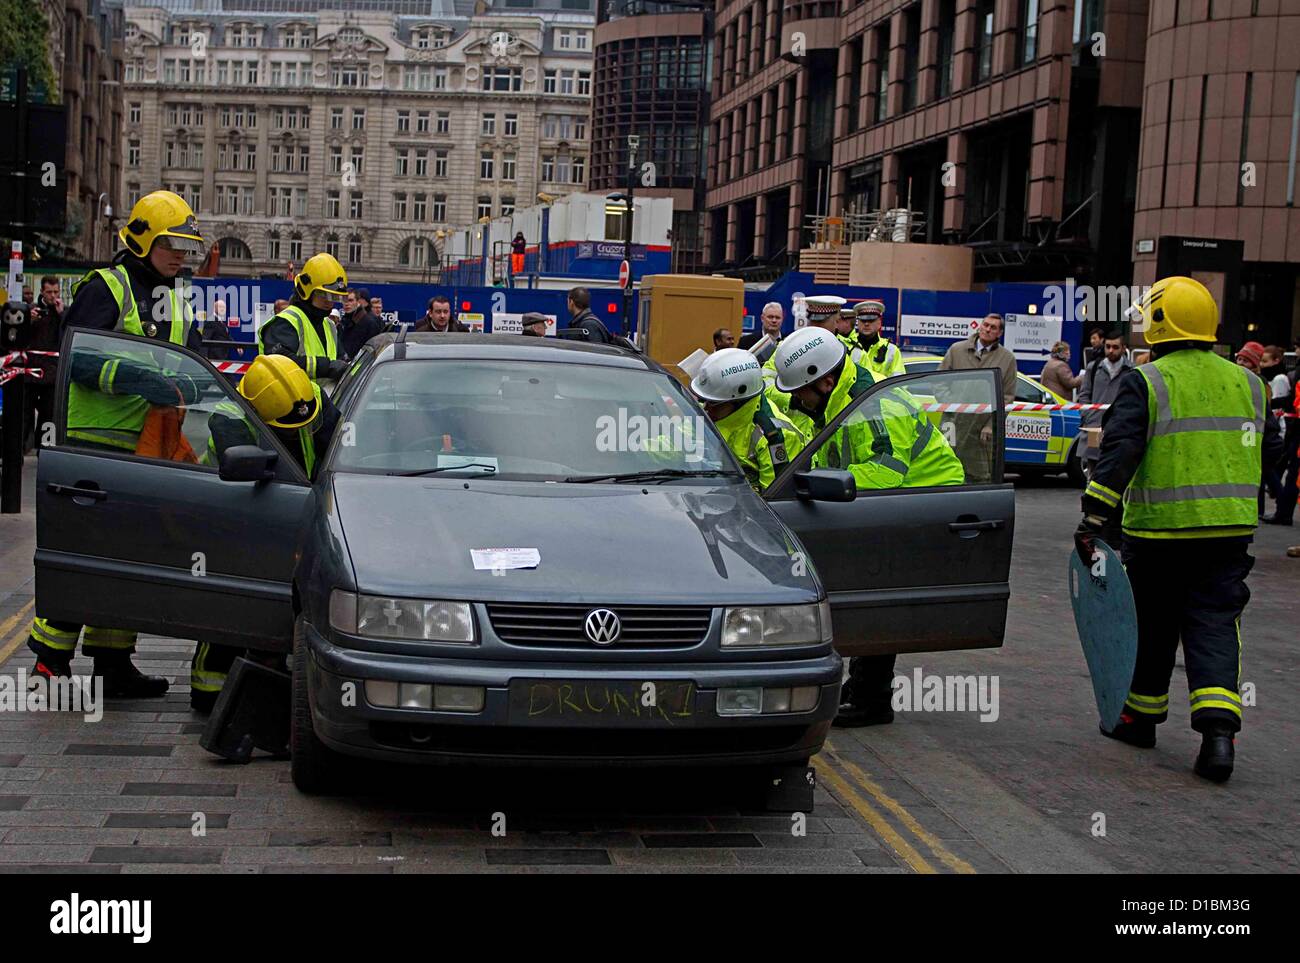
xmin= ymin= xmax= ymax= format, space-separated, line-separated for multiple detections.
xmin=948 ymin=519 xmax=1004 ymax=535
xmin=47 ymin=483 xmax=107 ymax=502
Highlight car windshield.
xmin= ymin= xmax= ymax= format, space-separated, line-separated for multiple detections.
xmin=331 ymin=359 xmax=737 ymax=482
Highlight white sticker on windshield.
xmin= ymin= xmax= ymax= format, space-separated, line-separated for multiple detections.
xmin=471 ymin=548 xmax=540 ymax=571
xmin=438 ymin=455 xmax=499 ymax=473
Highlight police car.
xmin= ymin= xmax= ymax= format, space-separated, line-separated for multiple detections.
xmin=902 ymin=355 xmax=1085 ymax=485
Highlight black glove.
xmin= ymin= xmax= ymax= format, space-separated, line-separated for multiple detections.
xmin=1074 ymin=513 xmax=1106 ymax=566
xmin=113 ymin=362 xmax=199 ymax=406
xmin=325 ymin=359 xmax=350 ymax=380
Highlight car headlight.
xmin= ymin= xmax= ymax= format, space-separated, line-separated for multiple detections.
xmin=721 ymin=600 xmax=831 ymax=647
xmin=329 ymin=590 xmax=475 ymax=643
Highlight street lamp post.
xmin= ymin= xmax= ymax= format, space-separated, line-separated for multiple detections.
xmin=624 ymin=134 xmax=638 ymax=335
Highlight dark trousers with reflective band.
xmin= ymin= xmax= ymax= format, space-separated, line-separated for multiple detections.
xmin=842 ymin=654 xmax=898 ymax=708
xmin=29 ymin=618 xmax=137 ymax=662
xmin=1121 ymin=537 xmax=1252 ymax=733
xmin=191 ymin=642 xmax=240 ymax=696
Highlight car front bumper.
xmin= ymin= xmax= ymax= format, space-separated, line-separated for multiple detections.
xmin=304 ymin=620 xmax=842 ymax=767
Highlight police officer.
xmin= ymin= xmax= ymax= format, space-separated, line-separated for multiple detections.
xmin=258 ymin=253 xmax=351 ymax=383
xmin=771 ymin=327 xmax=965 ymax=727
xmin=849 ymin=299 xmax=906 ymax=379
xmin=1077 ymin=276 xmax=1263 ymax=782
xmin=690 ymin=348 xmax=806 ymax=491
xmin=27 ymin=189 xmax=208 ymax=698
xmin=190 ymin=354 xmax=340 ymax=712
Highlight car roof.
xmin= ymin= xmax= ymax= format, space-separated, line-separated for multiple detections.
xmin=368 ymin=333 xmax=652 ymax=370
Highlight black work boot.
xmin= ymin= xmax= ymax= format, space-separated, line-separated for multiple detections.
xmin=190 ymin=688 xmax=218 ymax=715
xmin=1101 ymin=711 xmax=1157 ymax=748
xmin=93 ymin=654 xmax=169 ymax=699
xmin=1193 ymin=728 xmax=1235 ymax=783
xmin=833 ymin=703 xmax=895 ymax=728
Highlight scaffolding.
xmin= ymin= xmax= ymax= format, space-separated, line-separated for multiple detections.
xmin=803 ymin=208 xmax=928 ymax=248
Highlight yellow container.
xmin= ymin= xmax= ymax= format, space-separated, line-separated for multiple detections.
xmin=637 ymin=274 xmax=746 ymax=385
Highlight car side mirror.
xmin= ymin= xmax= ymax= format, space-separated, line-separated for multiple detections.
xmin=793 ymin=468 xmax=856 ymax=502
xmin=219 ymin=445 xmax=278 ymax=482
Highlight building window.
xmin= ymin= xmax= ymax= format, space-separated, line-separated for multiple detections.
xmin=937 ymin=0 xmax=956 ymax=98
xmin=574 ymin=116 xmax=587 ymax=140
xmin=332 ymin=63 xmax=365 ymax=88
xmin=397 ymin=110 xmax=410 ymax=132
xmin=482 ymin=67 xmax=522 ymax=92
xmin=976 ymin=0 xmax=995 ymax=82
xmin=434 ymin=150 xmax=448 ymax=178
xmin=352 ymin=108 xmax=366 ymax=130
xmin=349 ymin=192 xmax=364 ymax=218
xmin=413 ymin=193 xmax=427 ymax=221
xmin=329 ymin=145 xmax=342 ymax=173
xmin=543 ymin=69 xmax=557 ymax=94
xmin=395 ymin=149 xmax=409 ymax=177
xmin=347 ymin=235 xmax=363 ymax=264
xmin=902 ymin=5 xmax=921 ymax=112
xmin=416 ymin=110 xmax=430 ymax=133
xmin=394 ymin=193 xmax=408 ymax=220
xmin=1019 ymin=0 xmax=1040 ymax=66
xmin=541 ymin=154 xmax=554 ymax=181
xmin=399 ymin=238 xmax=430 ymax=268
xmin=477 ymin=196 xmax=493 ymax=219
xmin=572 ymin=156 xmax=585 ymax=184
xmin=127 ymin=139 xmax=141 ymax=167
xmin=502 ymin=153 xmax=516 ymax=181
xmin=501 ymin=196 xmax=515 ymax=217
xmin=415 ymin=150 xmax=429 ymax=177
xmin=577 ymin=71 xmax=591 ymax=96
xmin=432 ymin=195 xmax=446 ymax=221
xmin=129 ymin=102 xmax=141 ymax=124
xmin=289 ymin=233 xmax=303 ymax=260
xmin=349 ymin=146 xmax=364 ymax=175
xmin=480 ymin=151 xmax=495 ymax=179
xmin=504 ymin=113 xmax=518 ymax=137
xmin=326 ymin=190 xmax=340 ymax=218
xmin=435 ymin=111 xmax=449 ymax=134
xmin=324 ymin=234 xmax=339 ymax=258
xmin=268 ymin=231 xmax=281 ymax=261
xmin=874 ymin=25 xmax=890 ymax=123
xmin=330 ymin=107 xmax=343 ymax=129
xmin=482 ymin=113 xmax=496 ymax=136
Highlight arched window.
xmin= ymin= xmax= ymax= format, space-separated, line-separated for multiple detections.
xmin=347 ymin=235 xmax=363 ymax=264
xmin=324 ymin=233 xmax=340 ymax=258
xmin=218 ymin=237 xmax=251 ymax=260
xmin=267 ymin=231 xmax=281 ymax=261
xmin=398 ymin=237 xmax=431 ymax=268
xmin=288 ymin=232 xmax=303 ymax=261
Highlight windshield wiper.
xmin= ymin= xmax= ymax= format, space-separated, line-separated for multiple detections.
xmin=392 ymin=463 xmax=498 ymax=477
xmin=563 ymin=468 xmax=739 ymax=484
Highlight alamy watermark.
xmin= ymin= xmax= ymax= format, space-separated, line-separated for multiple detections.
xmin=891 ymin=667 xmax=999 ymax=722
xmin=595 ymin=410 xmax=706 ymax=463
xmin=0 ymin=671 xmax=103 ymax=722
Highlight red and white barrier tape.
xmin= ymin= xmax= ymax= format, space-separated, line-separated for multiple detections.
xmin=921 ymin=401 xmax=1110 ymax=413
xmin=213 ymin=360 xmax=251 ymax=374
xmin=0 ymin=366 xmax=45 ymax=386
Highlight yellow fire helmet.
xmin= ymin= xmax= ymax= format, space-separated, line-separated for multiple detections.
xmin=237 ymin=354 xmax=318 ymax=429
xmin=119 ymin=190 xmax=206 ymax=257
xmin=293 ymin=252 xmax=349 ymax=303
xmin=1126 ymin=276 xmax=1219 ymax=345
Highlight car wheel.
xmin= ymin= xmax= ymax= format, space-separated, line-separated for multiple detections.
xmin=1066 ymin=440 xmax=1087 ymax=488
xmin=290 ymin=614 xmax=339 ymax=794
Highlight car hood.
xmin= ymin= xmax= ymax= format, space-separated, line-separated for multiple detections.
xmin=329 ymin=474 xmax=820 ymax=605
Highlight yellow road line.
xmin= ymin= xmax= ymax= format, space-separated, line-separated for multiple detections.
xmin=826 ymin=744 xmax=977 ymax=875
xmin=0 ymin=599 xmax=34 ymax=666
xmin=810 ymin=755 xmax=937 ymax=874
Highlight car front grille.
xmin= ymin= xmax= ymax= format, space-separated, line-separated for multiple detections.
xmin=485 ymin=603 xmax=712 ymax=649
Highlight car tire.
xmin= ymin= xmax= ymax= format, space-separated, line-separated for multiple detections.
xmin=290 ymin=614 xmax=339 ymax=794
xmin=1066 ymin=440 xmax=1087 ymax=488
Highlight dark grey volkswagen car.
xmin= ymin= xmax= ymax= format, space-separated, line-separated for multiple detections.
xmin=37 ymin=331 xmax=1013 ymax=793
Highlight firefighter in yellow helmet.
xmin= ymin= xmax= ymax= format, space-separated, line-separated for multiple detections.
xmin=258 ymin=253 xmax=351 ymax=382
xmin=190 ymin=355 xmax=341 ymax=713
xmin=28 ymin=190 xmax=208 ymax=699
xmin=1077 ymin=277 xmax=1264 ymax=781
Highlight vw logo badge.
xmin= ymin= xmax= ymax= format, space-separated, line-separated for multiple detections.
xmin=584 ymin=608 xmax=621 ymax=645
